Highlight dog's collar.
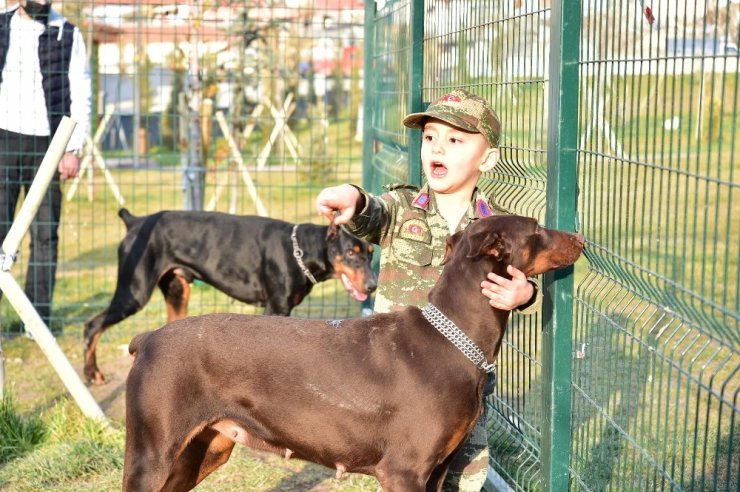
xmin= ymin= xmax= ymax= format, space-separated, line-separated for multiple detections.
xmin=291 ymin=225 xmax=318 ymax=284
xmin=421 ymin=303 xmax=496 ymax=373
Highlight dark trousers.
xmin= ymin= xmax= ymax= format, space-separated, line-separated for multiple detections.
xmin=0 ymin=128 xmax=60 ymax=326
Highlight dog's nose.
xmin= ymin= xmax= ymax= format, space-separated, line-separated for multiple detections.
xmin=366 ymin=279 xmax=377 ymax=294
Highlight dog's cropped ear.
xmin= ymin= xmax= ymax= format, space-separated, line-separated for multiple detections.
xmin=326 ymin=221 xmax=339 ymax=240
xmin=441 ymin=231 xmax=463 ymax=265
xmin=466 ymin=229 xmax=508 ymax=261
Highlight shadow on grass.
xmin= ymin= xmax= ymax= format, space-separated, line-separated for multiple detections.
xmin=688 ymin=427 xmax=739 ymax=492
xmin=97 ymin=379 xmax=127 ymax=415
xmin=266 ymin=465 xmax=336 ymax=492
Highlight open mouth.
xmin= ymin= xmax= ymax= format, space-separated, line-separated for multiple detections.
xmin=341 ymin=273 xmax=368 ymax=302
xmin=430 ymin=161 xmax=448 ymax=178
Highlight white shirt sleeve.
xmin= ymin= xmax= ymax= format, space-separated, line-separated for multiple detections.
xmin=66 ymin=26 xmax=91 ymax=152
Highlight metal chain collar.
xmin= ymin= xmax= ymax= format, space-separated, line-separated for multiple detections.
xmin=291 ymin=225 xmax=317 ymax=284
xmin=421 ymin=303 xmax=496 ymax=373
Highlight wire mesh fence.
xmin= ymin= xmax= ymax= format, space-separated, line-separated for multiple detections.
xmin=365 ymin=0 xmax=737 ymax=491
xmin=0 ymin=0 xmax=736 ymax=490
xmin=0 ymin=0 xmax=369 ymax=341
xmin=572 ymin=0 xmax=738 ymax=489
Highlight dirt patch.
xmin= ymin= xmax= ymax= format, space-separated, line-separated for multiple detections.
xmin=85 ymin=342 xmax=133 ymax=422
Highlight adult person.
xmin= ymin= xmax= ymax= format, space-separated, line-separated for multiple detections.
xmin=0 ymin=0 xmax=91 ymax=330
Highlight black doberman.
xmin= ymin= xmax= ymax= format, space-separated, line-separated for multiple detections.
xmin=122 ymin=215 xmax=584 ymax=491
xmin=83 ymin=209 xmax=376 ymax=385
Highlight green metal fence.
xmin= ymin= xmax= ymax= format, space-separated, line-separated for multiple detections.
xmin=0 ymin=1 xmax=736 ymax=489
xmin=364 ymin=0 xmax=738 ymax=490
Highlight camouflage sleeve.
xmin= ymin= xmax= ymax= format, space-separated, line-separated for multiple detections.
xmin=345 ymin=186 xmax=396 ymax=245
xmin=517 ymin=278 xmax=542 ymax=315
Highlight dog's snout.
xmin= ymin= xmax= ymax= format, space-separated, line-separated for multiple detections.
xmin=366 ymin=278 xmax=378 ymax=293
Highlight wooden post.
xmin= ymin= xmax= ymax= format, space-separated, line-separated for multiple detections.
xmin=256 ymin=93 xmax=294 ymax=170
xmin=66 ymin=104 xmax=123 ymax=205
xmin=0 ymin=117 xmax=107 ymax=424
xmin=214 ymin=111 xmax=268 ymax=216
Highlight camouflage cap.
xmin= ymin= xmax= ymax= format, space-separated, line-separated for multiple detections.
xmin=403 ymin=89 xmax=501 ymax=147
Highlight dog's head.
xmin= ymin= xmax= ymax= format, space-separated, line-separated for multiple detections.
xmin=327 ymin=223 xmax=377 ymax=302
xmin=444 ymin=215 xmax=584 ymax=276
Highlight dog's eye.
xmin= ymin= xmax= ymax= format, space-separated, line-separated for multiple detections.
xmin=346 ymin=251 xmax=355 ymax=257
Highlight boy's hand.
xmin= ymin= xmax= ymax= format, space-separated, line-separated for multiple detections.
xmin=315 ymin=184 xmax=361 ymax=225
xmin=480 ymin=265 xmax=534 ymax=311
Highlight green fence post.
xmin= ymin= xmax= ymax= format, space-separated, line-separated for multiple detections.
xmin=362 ymin=0 xmax=376 ymax=191
xmin=407 ymin=0 xmax=424 ymax=185
xmin=543 ymin=0 xmax=581 ymax=490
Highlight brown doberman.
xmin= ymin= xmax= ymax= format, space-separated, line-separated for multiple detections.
xmin=83 ymin=209 xmax=376 ymax=385
xmin=122 ymin=215 xmax=584 ymax=491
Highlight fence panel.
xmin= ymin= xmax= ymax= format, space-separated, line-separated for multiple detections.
xmin=0 ymin=1 xmax=736 ymax=490
xmin=366 ymin=1 xmax=738 ymax=491
xmin=572 ymin=1 xmax=738 ymax=490
xmin=0 ymin=1 xmax=368 ymax=341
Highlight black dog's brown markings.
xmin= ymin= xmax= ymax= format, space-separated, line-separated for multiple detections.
xmin=122 ymin=215 xmax=583 ymax=492
xmin=83 ymin=209 xmax=376 ymax=385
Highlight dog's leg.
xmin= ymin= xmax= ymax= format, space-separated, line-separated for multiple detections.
xmin=262 ymin=274 xmax=297 ymax=316
xmin=264 ymin=299 xmax=295 ymax=316
xmin=374 ymin=458 xmax=431 ymax=492
xmin=84 ymin=305 xmax=139 ymax=384
xmin=159 ymin=428 xmax=235 ymax=491
xmin=123 ymin=431 xmax=178 ymax=492
xmin=159 ymin=269 xmax=192 ymax=322
xmin=82 ymin=328 xmax=105 ymax=385
xmin=84 ymin=263 xmax=160 ymax=384
xmin=425 ymin=455 xmax=455 ymax=492
xmin=375 ymin=471 xmax=427 ymax=492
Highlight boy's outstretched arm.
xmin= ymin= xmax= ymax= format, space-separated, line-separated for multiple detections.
xmin=315 ymin=184 xmax=364 ymax=225
xmin=480 ymin=265 xmax=540 ymax=314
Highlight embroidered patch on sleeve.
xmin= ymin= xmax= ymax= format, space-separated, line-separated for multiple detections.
xmin=398 ymin=218 xmax=432 ymax=243
xmin=413 ymin=192 xmax=430 ymax=209
xmin=477 ymin=199 xmax=492 ymax=217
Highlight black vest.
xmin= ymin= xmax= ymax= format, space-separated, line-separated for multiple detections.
xmin=0 ymin=9 xmax=74 ymax=135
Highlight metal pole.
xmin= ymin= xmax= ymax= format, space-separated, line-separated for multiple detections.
xmin=0 ymin=117 xmax=107 ymax=423
xmin=407 ymin=0 xmax=425 ymax=186
xmin=542 ymin=0 xmax=581 ymax=490
xmin=361 ymin=0 xmax=375 ymax=193
xmin=184 ymin=0 xmax=205 ymax=211
xmin=133 ymin=4 xmax=141 ymax=169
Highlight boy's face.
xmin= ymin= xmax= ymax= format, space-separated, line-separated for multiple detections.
xmin=421 ymin=119 xmax=497 ymax=195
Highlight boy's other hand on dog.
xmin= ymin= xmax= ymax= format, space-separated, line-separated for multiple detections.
xmin=480 ymin=265 xmax=534 ymax=311
xmin=316 ymin=184 xmax=363 ymax=225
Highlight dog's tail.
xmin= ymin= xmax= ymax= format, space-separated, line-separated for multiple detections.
xmin=128 ymin=332 xmax=150 ymax=356
xmin=118 ymin=208 xmax=137 ymax=230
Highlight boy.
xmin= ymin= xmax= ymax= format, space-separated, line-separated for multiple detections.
xmin=315 ymin=88 xmax=539 ymax=491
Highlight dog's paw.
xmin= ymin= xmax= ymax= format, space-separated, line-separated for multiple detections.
xmin=84 ymin=368 xmax=106 ymax=386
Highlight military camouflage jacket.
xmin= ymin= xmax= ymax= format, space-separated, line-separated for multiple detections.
xmin=347 ymin=183 xmax=541 ymax=314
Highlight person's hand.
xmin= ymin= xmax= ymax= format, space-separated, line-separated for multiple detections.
xmin=480 ymin=265 xmax=534 ymax=311
xmin=58 ymin=152 xmax=80 ymax=181
xmin=315 ymin=184 xmax=361 ymax=225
